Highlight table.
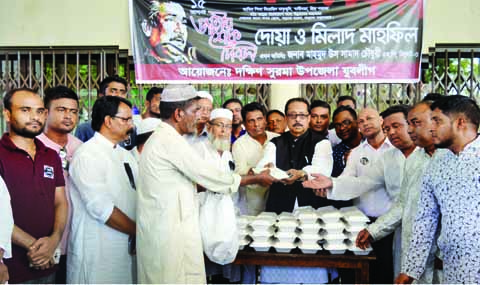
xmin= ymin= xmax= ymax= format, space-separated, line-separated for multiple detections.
xmin=233 ymin=247 xmax=376 ymax=283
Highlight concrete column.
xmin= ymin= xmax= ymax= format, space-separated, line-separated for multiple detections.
xmin=268 ymin=83 xmax=301 ymax=111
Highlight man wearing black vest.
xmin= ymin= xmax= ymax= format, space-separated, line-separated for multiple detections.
xmin=257 ymin=98 xmax=352 ymax=215
xmin=256 ymin=98 xmax=351 ymax=283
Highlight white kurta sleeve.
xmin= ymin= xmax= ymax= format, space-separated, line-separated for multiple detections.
xmin=338 ymin=146 xmax=360 ymax=177
xmin=232 ymin=140 xmax=250 ymax=175
xmin=303 ymin=140 xmax=333 ymax=177
xmin=255 ymin=142 xmax=276 ymax=169
xmin=167 ymin=140 xmax=241 ymax=194
xmin=327 ymin=153 xmax=386 ymax=201
xmin=0 ymin=177 xmax=13 ymax=259
xmin=69 ymin=153 xmax=115 ymax=223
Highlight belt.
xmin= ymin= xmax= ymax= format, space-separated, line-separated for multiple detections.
xmin=434 ymin=257 xmax=443 ymax=270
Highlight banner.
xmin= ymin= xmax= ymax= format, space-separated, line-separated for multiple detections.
xmin=129 ymin=0 xmax=423 ymax=83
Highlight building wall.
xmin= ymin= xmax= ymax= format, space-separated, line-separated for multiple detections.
xmin=0 ymin=0 xmax=479 ymax=53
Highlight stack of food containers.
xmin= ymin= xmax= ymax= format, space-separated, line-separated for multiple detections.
xmin=250 ymin=212 xmax=277 ymax=252
xmin=274 ymin=212 xmax=299 ymax=253
xmin=237 ymin=215 xmax=253 ymax=250
xmin=317 ymin=206 xmax=348 ymax=254
xmin=340 ymin=207 xmax=373 ymax=255
xmin=294 ymin=207 xmax=322 ymax=254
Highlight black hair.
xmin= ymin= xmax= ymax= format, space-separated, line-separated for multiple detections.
xmin=284 ymin=97 xmax=310 ymax=115
xmin=266 ymin=109 xmax=285 ymax=119
xmin=99 ymin=75 xmax=128 ymax=95
xmin=3 ymin=87 xmax=38 ymax=111
xmin=43 ymin=85 xmax=79 ymax=109
xmin=146 ymin=87 xmax=163 ymax=102
xmin=430 ymin=95 xmax=480 ymax=128
xmin=241 ymin=102 xmax=267 ymax=122
xmin=311 ymin=100 xmax=331 ymax=115
xmin=380 ymin=104 xmax=411 ymax=120
xmin=222 ymin=98 xmax=243 ymax=109
xmin=337 ymin=95 xmax=357 ymax=108
xmin=159 ymin=98 xmax=199 ymax=120
xmin=91 ymin=96 xmax=132 ymax=132
xmin=422 ymin=93 xmax=443 ymax=103
xmin=332 ymin=105 xmax=357 ymax=121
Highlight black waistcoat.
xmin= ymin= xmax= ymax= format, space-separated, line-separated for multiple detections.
xmin=265 ymin=130 xmax=352 ymax=214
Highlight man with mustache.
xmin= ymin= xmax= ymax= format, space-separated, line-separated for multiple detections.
xmin=303 ymin=105 xmax=416 ymax=283
xmin=67 ymin=96 xmax=138 ymax=283
xmin=0 ymin=88 xmax=67 ymax=283
xmin=309 ymin=100 xmax=341 ymax=147
xmin=255 ymin=98 xmax=340 ymax=283
xmin=330 ymin=105 xmax=363 ymax=177
xmin=36 ymin=86 xmax=82 ymax=283
xmin=266 ymin=109 xmax=287 ymax=134
xmin=223 ymin=98 xmax=246 ymax=144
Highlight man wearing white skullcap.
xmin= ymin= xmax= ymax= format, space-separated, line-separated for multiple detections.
xmin=137 ymin=86 xmax=276 ymax=284
xmin=189 ymin=90 xmax=213 ymax=142
xmin=130 ymin=117 xmax=161 ymax=162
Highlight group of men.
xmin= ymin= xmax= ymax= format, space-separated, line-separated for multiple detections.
xmin=0 ymin=79 xmax=479 ymax=285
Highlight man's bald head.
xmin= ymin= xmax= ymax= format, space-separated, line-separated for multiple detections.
xmin=357 ymin=108 xmax=383 ymax=139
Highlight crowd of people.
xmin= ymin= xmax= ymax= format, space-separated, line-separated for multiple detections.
xmin=0 ymin=76 xmax=479 ymax=284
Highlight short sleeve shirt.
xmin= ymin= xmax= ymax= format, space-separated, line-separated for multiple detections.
xmin=0 ymin=133 xmax=65 ymax=283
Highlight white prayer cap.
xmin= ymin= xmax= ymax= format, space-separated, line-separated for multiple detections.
xmin=210 ymin=108 xmax=233 ymax=121
xmin=137 ymin=118 xmax=161 ymax=135
xmin=161 ymin=84 xmax=198 ymax=102
xmin=196 ymin=91 xmax=213 ymax=102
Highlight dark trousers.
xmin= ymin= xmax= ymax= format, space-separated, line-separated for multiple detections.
xmin=55 ymin=255 xmax=67 ymax=284
xmin=370 ymin=232 xmax=394 ymax=284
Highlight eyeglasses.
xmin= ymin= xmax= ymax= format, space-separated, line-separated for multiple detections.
xmin=286 ymin=113 xmax=309 ymax=120
xmin=210 ymin=122 xmax=233 ymax=130
xmin=113 ymin=115 xmax=133 ymax=124
xmin=332 ymin=120 xmax=353 ymax=129
xmin=59 ymin=147 xmax=69 ymax=171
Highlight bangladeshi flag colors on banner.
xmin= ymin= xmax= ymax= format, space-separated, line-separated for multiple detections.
xmin=129 ymin=0 xmax=424 ymax=83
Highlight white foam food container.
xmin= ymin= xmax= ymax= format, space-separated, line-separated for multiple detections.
xmin=278 ymin=212 xmax=296 ymax=220
xmin=347 ymin=244 xmax=373 ymax=255
xmin=323 ymin=232 xmax=348 ymax=243
xmin=298 ymin=242 xmax=321 ymax=254
xmin=298 ymin=232 xmax=320 ymax=243
xmin=252 ymin=226 xmax=275 ymax=236
xmin=296 ymin=211 xmax=319 ymax=220
xmin=324 ymin=242 xmax=348 ymax=255
xmin=277 ymin=219 xmax=299 ymax=228
xmin=257 ymin=212 xmax=278 ymax=219
xmin=274 ymin=241 xmax=296 ymax=253
xmin=275 ymin=230 xmax=298 ymax=238
xmin=251 ymin=241 xmax=274 ymax=252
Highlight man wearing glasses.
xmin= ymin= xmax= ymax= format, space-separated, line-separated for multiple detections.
xmin=330 ymin=105 xmax=363 ymax=177
xmin=74 ymin=75 xmax=129 ymax=143
xmin=67 ymin=96 xmax=137 ymax=284
xmin=37 ymin=85 xmax=82 ymax=284
xmin=0 ymin=88 xmax=67 ymax=283
xmin=255 ymin=98 xmax=338 ymax=284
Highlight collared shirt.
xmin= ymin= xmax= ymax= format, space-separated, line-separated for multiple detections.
xmin=403 ymin=136 xmax=480 ymax=284
xmin=67 ymin=132 xmax=138 ymax=284
xmin=329 ymin=147 xmax=407 ymax=277
xmin=136 ymin=121 xmax=241 ymax=284
xmin=231 ymin=127 xmax=246 ymax=144
xmin=368 ymin=147 xmax=448 ymax=284
xmin=232 ymin=131 xmax=279 ymax=215
xmin=331 ymin=141 xmax=351 ymax=177
xmin=0 ymin=133 xmax=65 ymax=283
xmin=0 ymin=176 xmax=13 ymax=259
xmin=37 ymin=133 xmax=82 ymax=255
xmin=339 ymin=138 xmax=394 ymax=217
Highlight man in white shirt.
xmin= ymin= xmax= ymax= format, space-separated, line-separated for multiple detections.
xmin=68 ymin=96 xmax=138 ymax=284
xmin=136 ymin=85 xmax=273 ymax=284
xmin=0 ymin=177 xmax=13 ymax=284
xmin=303 ymin=105 xmax=417 ymax=283
xmin=233 ymin=102 xmax=279 ymax=215
xmin=357 ymin=100 xmax=445 ymax=284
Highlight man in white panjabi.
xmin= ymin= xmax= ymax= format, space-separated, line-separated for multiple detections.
xmin=232 ymin=102 xmax=279 ymax=216
xmin=304 ymin=105 xmax=417 ymax=283
xmin=137 ymin=85 xmax=249 ymax=284
xmin=68 ymin=96 xmax=137 ymax=284
xmin=0 ymin=176 xmax=13 ymax=284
